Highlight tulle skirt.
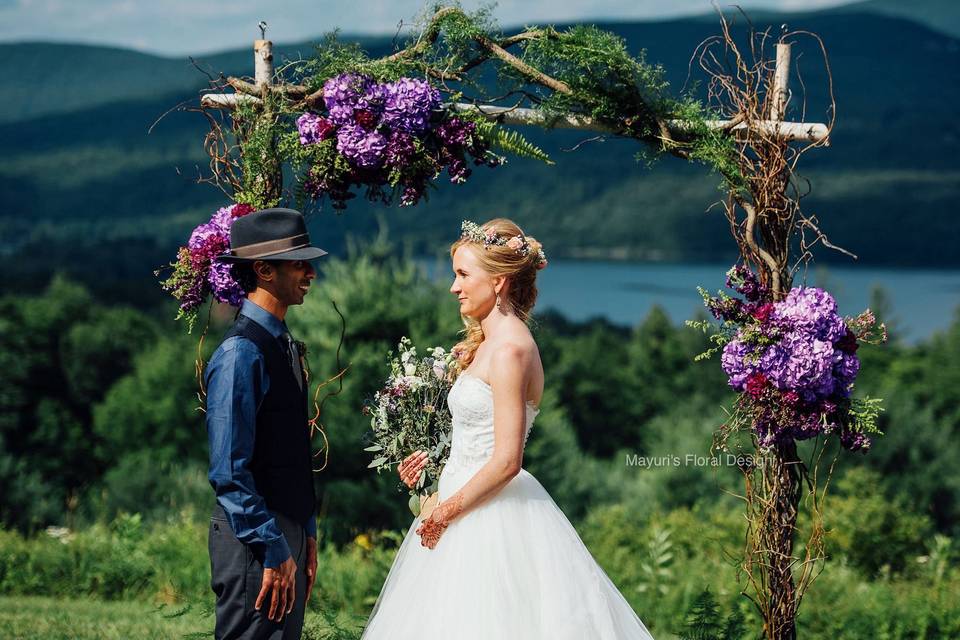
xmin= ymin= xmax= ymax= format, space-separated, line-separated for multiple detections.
xmin=361 ymin=457 xmax=655 ymax=639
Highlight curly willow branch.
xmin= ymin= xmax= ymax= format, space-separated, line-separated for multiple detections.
xmin=695 ymin=10 xmax=845 ymax=639
xmin=308 ymin=299 xmax=349 ymax=473
xmin=694 ymin=11 xmax=846 ymax=299
xmin=194 ymin=299 xmax=215 ymax=412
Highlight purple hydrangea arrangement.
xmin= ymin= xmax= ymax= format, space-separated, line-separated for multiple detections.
xmin=157 ymin=202 xmax=255 ymax=331
xmin=695 ymin=264 xmax=887 ymax=452
xmin=295 ymin=73 xmax=500 ymax=209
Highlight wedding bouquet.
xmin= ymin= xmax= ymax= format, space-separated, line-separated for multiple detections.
xmin=690 ymin=265 xmax=888 ymax=453
xmin=363 ymin=337 xmax=456 ymax=515
xmin=156 ymin=202 xmax=256 ymax=331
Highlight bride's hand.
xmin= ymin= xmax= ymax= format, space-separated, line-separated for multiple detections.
xmin=415 ymin=493 xmax=465 ymax=549
xmin=398 ymin=450 xmax=428 ymax=489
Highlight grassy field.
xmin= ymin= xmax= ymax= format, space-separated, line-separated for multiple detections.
xmin=0 ymin=596 xmax=370 ymax=640
xmin=0 ymin=596 xmax=211 ymax=640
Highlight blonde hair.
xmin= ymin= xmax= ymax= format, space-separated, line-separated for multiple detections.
xmin=449 ymin=218 xmax=545 ymax=369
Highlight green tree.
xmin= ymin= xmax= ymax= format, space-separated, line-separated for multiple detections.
xmin=61 ymin=307 xmax=157 ymax=405
xmin=0 ymin=276 xmax=157 ymax=531
xmin=826 ymin=467 xmax=934 ymax=577
xmin=849 ymin=309 xmax=960 ymax=534
xmin=546 ymin=319 xmax=637 ymax=455
xmin=92 ymin=333 xmax=208 ymax=466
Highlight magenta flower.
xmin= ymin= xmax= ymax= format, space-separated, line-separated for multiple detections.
xmin=746 ymin=372 xmax=769 ymax=399
xmin=751 ymin=302 xmax=775 ymax=323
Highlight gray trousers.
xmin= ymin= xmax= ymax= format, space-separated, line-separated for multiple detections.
xmin=209 ymin=503 xmax=308 ymax=640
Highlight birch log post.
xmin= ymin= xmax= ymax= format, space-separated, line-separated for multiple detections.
xmin=248 ymin=38 xmax=283 ymax=204
xmin=759 ymin=41 xmax=803 ymax=640
xmin=254 ymin=39 xmax=274 ymax=89
xmin=770 ymin=43 xmax=791 ymax=122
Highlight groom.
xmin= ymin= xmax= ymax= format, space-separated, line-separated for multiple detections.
xmin=205 ymin=207 xmax=328 ymax=639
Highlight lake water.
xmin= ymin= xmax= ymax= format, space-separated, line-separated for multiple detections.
xmin=419 ymin=259 xmax=960 ymax=345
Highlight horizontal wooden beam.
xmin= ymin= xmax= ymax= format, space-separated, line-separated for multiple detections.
xmin=452 ymin=103 xmax=830 ymax=145
xmin=201 ymin=93 xmax=261 ymax=109
xmin=198 ymin=94 xmax=829 ymax=144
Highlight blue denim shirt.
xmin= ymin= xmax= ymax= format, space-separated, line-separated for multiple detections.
xmin=205 ymin=298 xmax=317 ymax=568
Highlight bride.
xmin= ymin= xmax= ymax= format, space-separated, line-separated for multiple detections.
xmin=361 ymin=218 xmax=655 ymax=639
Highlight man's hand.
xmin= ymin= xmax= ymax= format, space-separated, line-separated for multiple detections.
xmin=255 ymin=555 xmax=297 ymax=621
xmin=305 ymin=537 xmax=318 ymax=605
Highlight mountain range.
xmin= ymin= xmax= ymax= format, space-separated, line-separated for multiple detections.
xmin=2 ymin=1 xmax=958 ymax=305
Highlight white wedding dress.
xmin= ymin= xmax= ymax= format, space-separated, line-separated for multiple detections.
xmin=361 ymin=372 xmax=655 ymax=639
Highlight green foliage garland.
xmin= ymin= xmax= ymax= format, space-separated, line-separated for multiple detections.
xmin=208 ymin=4 xmax=737 ymax=213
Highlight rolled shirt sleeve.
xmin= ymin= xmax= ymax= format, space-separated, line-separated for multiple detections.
xmin=206 ymin=336 xmax=292 ymax=568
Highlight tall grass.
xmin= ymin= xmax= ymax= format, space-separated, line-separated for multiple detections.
xmin=2 ymin=504 xmax=958 ymax=638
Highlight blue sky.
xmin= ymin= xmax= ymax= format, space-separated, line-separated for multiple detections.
xmin=1 ymin=0 xmax=858 ymax=55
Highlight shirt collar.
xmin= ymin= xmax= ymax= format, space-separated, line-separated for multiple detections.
xmin=240 ymin=298 xmax=288 ymax=338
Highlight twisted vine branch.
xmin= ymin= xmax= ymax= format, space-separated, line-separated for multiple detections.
xmin=693 ymin=9 xmax=844 ymax=638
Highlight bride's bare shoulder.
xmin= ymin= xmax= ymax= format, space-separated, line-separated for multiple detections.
xmin=489 ymin=335 xmax=537 ymax=371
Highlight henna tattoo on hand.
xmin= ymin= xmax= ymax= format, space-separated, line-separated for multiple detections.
xmin=435 ymin=492 xmax=465 ymax=523
xmin=417 ymin=492 xmax=465 ymax=549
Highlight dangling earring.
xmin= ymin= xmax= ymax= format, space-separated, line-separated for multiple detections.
xmin=495 ymin=292 xmax=502 ymax=312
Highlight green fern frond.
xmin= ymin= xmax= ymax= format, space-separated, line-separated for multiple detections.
xmin=474 ymin=120 xmax=554 ymax=165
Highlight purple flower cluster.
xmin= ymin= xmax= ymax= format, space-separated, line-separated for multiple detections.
xmin=296 ymin=112 xmax=335 ymax=145
xmin=297 ymin=72 xmax=496 ymax=208
xmin=208 ymin=260 xmax=245 ymax=307
xmin=709 ymin=265 xmax=870 ymax=452
xmin=322 ymin=73 xmax=382 ymax=125
xmin=382 ymin=77 xmax=440 ymax=133
xmin=159 ymin=203 xmax=255 ymax=326
xmin=336 ymin=123 xmax=388 ymax=168
xmin=725 ymin=264 xmax=767 ymax=302
xmin=385 ymin=131 xmax=415 ymax=166
xmin=772 ymin=287 xmax=848 ymax=344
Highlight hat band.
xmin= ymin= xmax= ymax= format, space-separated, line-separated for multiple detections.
xmin=231 ymin=233 xmax=311 ymax=259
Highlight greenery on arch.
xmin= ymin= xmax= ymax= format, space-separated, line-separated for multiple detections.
xmin=208 ymin=4 xmax=740 ymax=212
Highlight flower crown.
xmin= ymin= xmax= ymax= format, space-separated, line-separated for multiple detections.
xmin=460 ymin=220 xmax=548 ymax=269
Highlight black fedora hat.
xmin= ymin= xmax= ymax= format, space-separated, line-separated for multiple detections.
xmin=215 ymin=208 xmax=328 ymax=263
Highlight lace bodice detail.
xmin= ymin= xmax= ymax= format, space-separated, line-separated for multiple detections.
xmin=445 ymin=373 xmax=540 ymax=468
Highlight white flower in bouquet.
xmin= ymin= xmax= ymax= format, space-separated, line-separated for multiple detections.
xmin=396 ymin=374 xmax=424 ymax=389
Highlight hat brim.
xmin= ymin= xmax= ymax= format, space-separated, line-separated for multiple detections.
xmin=215 ymin=246 xmax=329 ymax=263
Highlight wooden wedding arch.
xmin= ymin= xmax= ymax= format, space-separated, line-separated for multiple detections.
xmin=188 ymin=8 xmax=866 ymax=639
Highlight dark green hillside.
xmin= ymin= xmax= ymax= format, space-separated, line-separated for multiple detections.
xmin=3 ymin=10 xmax=958 ymax=305
xmin=688 ymin=0 xmax=960 ymax=40
xmin=1 ymin=43 xmax=202 ymax=124
xmin=836 ymin=0 xmax=960 ymax=38
xmin=0 ymin=36 xmax=395 ymax=125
